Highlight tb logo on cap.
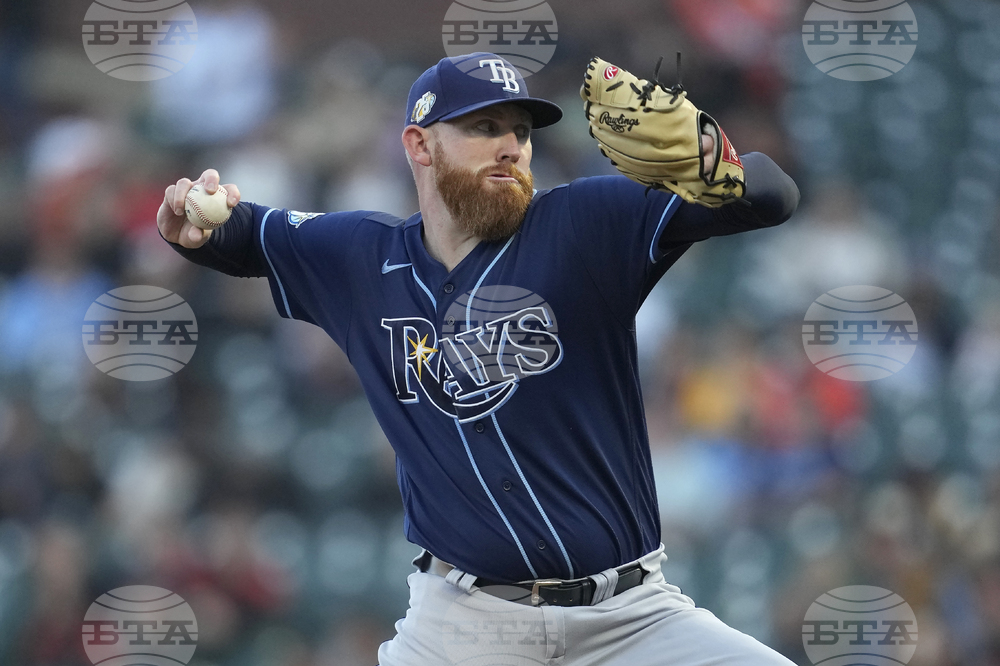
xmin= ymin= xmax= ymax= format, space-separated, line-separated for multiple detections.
xmin=479 ymin=59 xmax=520 ymax=93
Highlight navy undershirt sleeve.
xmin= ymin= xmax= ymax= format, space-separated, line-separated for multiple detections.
xmin=658 ymin=152 xmax=800 ymax=252
xmin=161 ymin=202 xmax=268 ymax=278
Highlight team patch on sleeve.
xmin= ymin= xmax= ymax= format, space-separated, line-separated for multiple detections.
xmin=287 ymin=211 xmax=322 ymax=228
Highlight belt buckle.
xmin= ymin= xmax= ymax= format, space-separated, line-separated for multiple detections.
xmin=530 ymin=579 xmax=564 ymax=606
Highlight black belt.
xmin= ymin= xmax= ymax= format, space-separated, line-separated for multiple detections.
xmin=416 ymin=551 xmax=648 ymax=607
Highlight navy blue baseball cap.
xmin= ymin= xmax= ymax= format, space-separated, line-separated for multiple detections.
xmin=405 ymin=53 xmax=562 ymax=130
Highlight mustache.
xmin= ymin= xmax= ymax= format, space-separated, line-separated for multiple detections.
xmin=477 ymin=162 xmax=524 ymax=179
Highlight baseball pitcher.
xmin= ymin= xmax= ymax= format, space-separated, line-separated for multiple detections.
xmin=157 ymin=53 xmax=800 ymax=665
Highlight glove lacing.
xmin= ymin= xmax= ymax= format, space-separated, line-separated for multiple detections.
xmin=635 ymin=53 xmax=685 ymax=110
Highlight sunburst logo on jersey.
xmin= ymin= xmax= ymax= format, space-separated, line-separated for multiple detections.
xmin=407 ymin=333 xmax=438 ymax=380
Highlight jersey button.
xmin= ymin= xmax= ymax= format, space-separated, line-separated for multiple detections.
xmin=474 ymin=421 xmax=485 ymax=433
xmin=443 ymin=283 xmax=455 ymax=294
xmin=502 ymin=480 xmax=512 ymax=491
xmin=536 ymin=539 xmax=546 ymax=550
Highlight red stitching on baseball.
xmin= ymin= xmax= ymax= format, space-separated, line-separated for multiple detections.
xmin=186 ymin=185 xmax=228 ymax=228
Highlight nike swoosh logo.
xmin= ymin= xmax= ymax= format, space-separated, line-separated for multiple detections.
xmin=381 ymin=260 xmax=412 ymax=274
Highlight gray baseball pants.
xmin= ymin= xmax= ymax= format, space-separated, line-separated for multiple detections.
xmin=378 ymin=544 xmax=796 ymax=665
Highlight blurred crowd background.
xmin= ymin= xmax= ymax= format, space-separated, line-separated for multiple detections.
xmin=0 ymin=0 xmax=998 ymax=664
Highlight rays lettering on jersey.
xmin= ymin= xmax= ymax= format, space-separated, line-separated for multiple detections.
xmin=381 ymin=306 xmax=562 ymax=422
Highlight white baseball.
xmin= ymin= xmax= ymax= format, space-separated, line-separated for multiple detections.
xmin=185 ymin=184 xmax=232 ymax=230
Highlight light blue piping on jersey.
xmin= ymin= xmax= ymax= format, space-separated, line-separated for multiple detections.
xmin=491 ymin=412 xmax=575 ymax=578
xmin=649 ymin=194 xmax=681 ymax=264
xmin=454 ymin=419 xmax=539 ymax=578
xmin=463 ymin=234 xmax=576 ymax=579
xmin=260 ymin=208 xmax=292 ymax=318
xmin=410 ymin=267 xmax=437 ymax=311
xmin=465 ymin=235 xmax=516 ymax=332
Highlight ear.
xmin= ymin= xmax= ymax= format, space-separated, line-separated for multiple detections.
xmin=402 ymin=125 xmax=433 ymax=167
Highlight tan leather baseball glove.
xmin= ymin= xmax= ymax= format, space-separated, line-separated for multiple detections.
xmin=581 ymin=56 xmax=747 ymax=207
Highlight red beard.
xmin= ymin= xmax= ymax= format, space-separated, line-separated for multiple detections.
xmin=433 ymin=144 xmax=534 ymax=242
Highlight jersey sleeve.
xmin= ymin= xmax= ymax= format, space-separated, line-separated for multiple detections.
xmin=251 ymin=203 xmax=368 ymax=347
xmin=656 ymin=152 xmax=800 ymax=250
xmin=564 ymin=176 xmax=685 ymax=325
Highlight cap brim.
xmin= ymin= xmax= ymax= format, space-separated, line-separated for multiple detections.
xmin=436 ymin=97 xmax=563 ymax=129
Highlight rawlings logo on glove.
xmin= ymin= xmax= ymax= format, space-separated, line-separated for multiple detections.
xmin=599 ymin=112 xmax=640 ymax=133
xmin=580 ymin=56 xmax=747 ymax=208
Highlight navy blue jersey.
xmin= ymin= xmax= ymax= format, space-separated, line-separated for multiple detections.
xmin=252 ymin=175 xmax=689 ymax=582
